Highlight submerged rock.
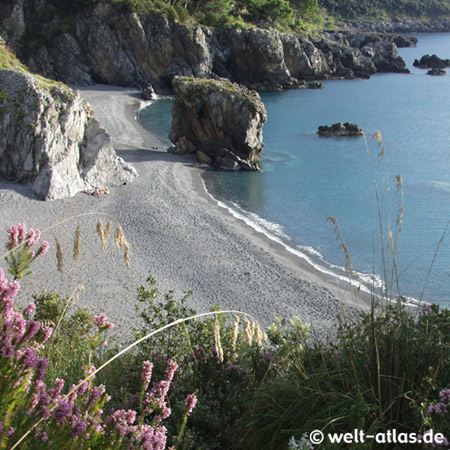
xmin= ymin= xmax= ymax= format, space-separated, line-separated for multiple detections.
xmin=170 ymin=76 xmax=266 ymax=170
xmin=0 ymin=69 xmax=137 ymax=200
xmin=413 ymin=54 xmax=450 ymax=69
xmin=317 ymin=122 xmax=364 ymax=137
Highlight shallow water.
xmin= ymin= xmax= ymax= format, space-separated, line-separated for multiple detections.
xmin=139 ymin=33 xmax=450 ymax=307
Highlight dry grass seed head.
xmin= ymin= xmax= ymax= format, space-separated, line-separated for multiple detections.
xmin=232 ymin=314 xmax=240 ymax=350
xmin=214 ymin=314 xmax=224 ymax=362
xmin=103 ymin=221 xmax=112 ymax=251
xmin=244 ymin=317 xmax=253 ymax=346
xmin=73 ymin=223 xmax=81 ymax=260
xmin=54 ymin=235 xmax=64 ymax=273
xmin=373 ymin=130 xmax=383 ymax=146
xmin=96 ymin=219 xmax=110 ymax=252
xmin=124 ymin=242 xmax=131 ymax=269
xmin=114 ymin=225 xmax=126 ymax=249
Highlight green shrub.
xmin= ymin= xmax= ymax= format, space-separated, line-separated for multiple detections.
xmin=243 ymin=301 xmax=450 ymax=449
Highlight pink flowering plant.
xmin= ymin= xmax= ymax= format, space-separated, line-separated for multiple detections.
xmin=0 ymin=224 xmax=197 ymax=449
xmin=4 ymin=223 xmax=49 ymax=280
xmin=422 ymin=389 xmax=450 ymax=448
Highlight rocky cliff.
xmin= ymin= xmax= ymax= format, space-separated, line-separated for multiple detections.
xmin=0 ymin=68 xmax=137 ymax=200
xmin=0 ymin=1 xmax=413 ymax=93
xmin=170 ymin=76 xmax=266 ymax=170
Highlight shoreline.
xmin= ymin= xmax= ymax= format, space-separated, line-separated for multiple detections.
xmin=0 ymin=85 xmax=372 ymax=340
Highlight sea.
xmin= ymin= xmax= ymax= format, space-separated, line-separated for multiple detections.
xmin=138 ymin=32 xmax=450 ymax=308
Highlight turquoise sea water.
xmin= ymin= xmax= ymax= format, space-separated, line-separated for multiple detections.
xmin=138 ymin=33 xmax=450 ymax=307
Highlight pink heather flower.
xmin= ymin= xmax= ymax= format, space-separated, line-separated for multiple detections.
xmin=26 ymin=228 xmax=41 ymax=247
xmin=142 ymin=361 xmax=153 ymax=391
xmin=24 ymin=303 xmax=36 ymax=316
xmin=41 ymin=326 xmax=53 ymax=344
xmin=53 ymin=400 xmax=72 ymax=424
xmin=77 ymin=381 xmax=88 ymax=395
xmin=49 ymin=378 xmax=65 ymax=399
xmin=84 ymin=365 xmax=96 ymax=377
xmin=36 ymin=241 xmax=50 ymax=257
xmin=427 ymin=402 xmax=448 ymax=416
xmin=166 ymin=360 xmax=178 ymax=382
xmin=184 ymin=393 xmax=198 ymax=415
xmin=439 ymin=388 xmax=450 ymax=404
xmin=94 ymin=314 xmax=107 ymax=327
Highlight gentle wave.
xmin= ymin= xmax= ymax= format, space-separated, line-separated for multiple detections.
xmin=201 ymin=176 xmax=424 ymax=308
xmin=138 ymin=94 xmax=173 ymax=111
xmin=201 ymin=177 xmax=378 ymax=294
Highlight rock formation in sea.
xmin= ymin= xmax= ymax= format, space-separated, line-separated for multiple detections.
xmin=0 ymin=69 xmax=137 ymax=200
xmin=413 ymin=54 xmax=450 ymax=69
xmin=170 ymin=76 xmax=266 ymax=170
xmin=317 ymin=122 xmax=364 ymax=137
xmin=427 ymin=68 xmax=446 ymax=76
xmin=0 ymin=1 xmax=412 ymax=93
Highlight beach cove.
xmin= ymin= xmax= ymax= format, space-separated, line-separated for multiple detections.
xmin=0 ymin=84 xmax=370 ymax=339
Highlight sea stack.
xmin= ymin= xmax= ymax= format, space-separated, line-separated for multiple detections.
xmin=317 ymin=122 xmax=364 ymax=137
xmin=169 ymin=76 xmax=267 ymax=170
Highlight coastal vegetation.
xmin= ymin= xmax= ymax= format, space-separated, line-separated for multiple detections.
xmin=319 ymin=0 xmax=450 ymax=20
xmin=1 ymin=218 xmax=449 ymax=449
xmin=34 ymin=0 xmax=323 ymax=31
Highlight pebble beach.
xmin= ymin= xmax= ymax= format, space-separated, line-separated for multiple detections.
xmin=0 ymin=84 xmax=371 ymax=340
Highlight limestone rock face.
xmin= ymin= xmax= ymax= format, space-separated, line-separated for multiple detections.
xmin=318 ymin=122 xmax=364 ymax=137
xmin=170 ymin=77 xmax=266 ymax=170
xmin=0 ymin=1 xmax=412 ymax=92
xmin=0 ymin=70 xmax=137 ymax=200
xmin=213 ymin=27 xmax=300 ymax=90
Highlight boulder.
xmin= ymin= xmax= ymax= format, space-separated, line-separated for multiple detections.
xmin=173 ymin=136 xmax=196 ymax=155
xmin=196 ymin=150 xmax=212 ymax=165
xmin=317 ymin=122 xmax=364 ymax=137
xmin=427 ymin=68 xmax=446 ymax=76
xmin=141 ymin=83 xmax=156 ymax=100
xmin=392 ymin=35 xmax=418 ymax=48
xmin=0 ymin=69 xmax=137 ymax=200
xmin=307 ymin=81 xmax=324 ymax=89
xmin=413 ymin=54 xmax=450 ymax=69
xmin=170 ymin=76 xmax=266 ymax=170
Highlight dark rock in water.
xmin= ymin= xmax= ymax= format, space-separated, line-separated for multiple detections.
xmin=427 ymin=68 xmax=446 ymax=76
xmin=170 ymin=76 xmax=266 ymax=171
xmin=318 ymin=122 xmax=364 ymax=137
xmin=307 ymin=81 xmax=324 ymax=89
xmin=392 ymin=35 xmax=418 ymax=48
xmin=413 ymin=54 xmax=450 ymax=69
xmin=141 ymin=84 xmax=156 ymax=100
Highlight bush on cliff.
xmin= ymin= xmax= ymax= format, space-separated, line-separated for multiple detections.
xmin=319 ymin=0 xmax=450 ymax=19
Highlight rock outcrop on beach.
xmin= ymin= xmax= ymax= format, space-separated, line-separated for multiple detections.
xmin=0 ymin=69 xmax=137 ymax=200
xmin=0 ymin=1 xmax=411 ymax=92
xmin=318 ymin=122 xmax=364 ymax=137
xmin=170 ymin=77 xmax=266 ymax=170
xmin=413 ymin=54 xmax=450 ymax=69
